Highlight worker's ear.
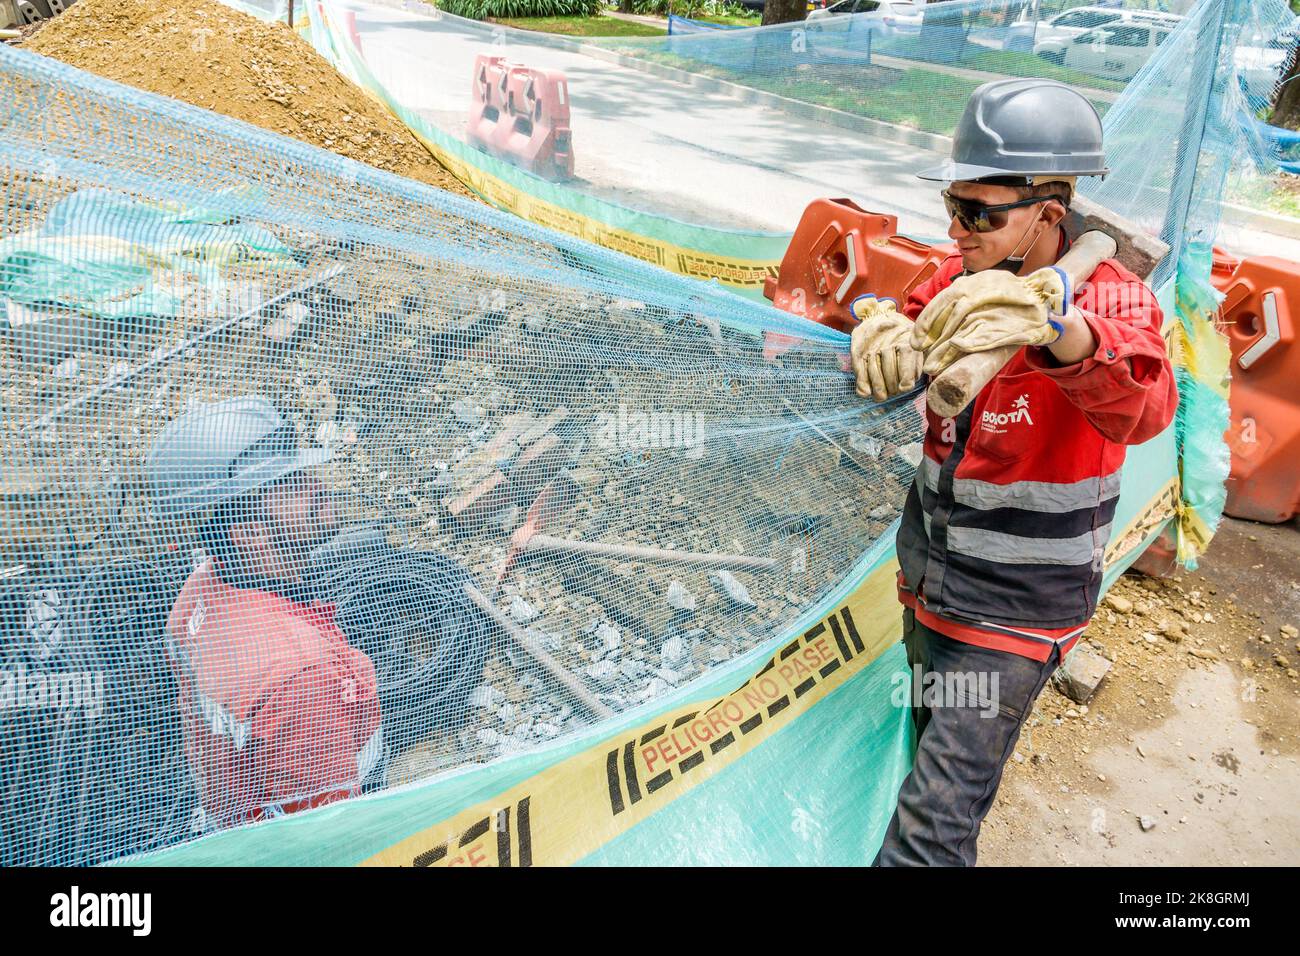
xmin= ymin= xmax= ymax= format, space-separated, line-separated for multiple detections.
xmin=1042 ymin=199 xmax=1069 ymax=229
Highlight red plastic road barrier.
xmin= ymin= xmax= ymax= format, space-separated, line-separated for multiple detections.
xmin=1211 ymin=249 xmax=1300 ymax=523
xmin=345 ymin=10 xmax=362 ymax=55
xmin=763 ymin=198 xmax=954 ymax=335
xmin=1126 ymin=524 xmax=1178 ymax=578
xmin=467 ymin=55 xmax=573 ymax=182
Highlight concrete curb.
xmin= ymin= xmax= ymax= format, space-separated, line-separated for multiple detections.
xmin=1220 ymin=200 xmax=1300 ymax=241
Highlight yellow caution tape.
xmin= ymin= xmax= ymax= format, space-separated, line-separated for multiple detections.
xmin=361 ymin=560 xmax=899 ymax=866
xmin=1104 ymin=476 xmax=1180 ymax=568
xmin=410 ymin=130 xmax=781 ymax=292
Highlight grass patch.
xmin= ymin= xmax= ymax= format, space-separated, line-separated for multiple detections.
xmin=960 ymin=48 xmax=1125 ymax=94
xmin=1226 ymin=173 xmax=1300 ymax=219
xmin=692 ymin=12 xmax=760 ymax=26
xmin=873 ymin=38 xmax=1124 ymax=95
xmin=620 ymin=49 xmax=980 ymax=133
xmin=786 ymin=67 xmax=977 ymax=132
xmin=492 ymin=14 xmax=665 ymax=36
xmin=614 ymin=45 xmax=1113 ymax=133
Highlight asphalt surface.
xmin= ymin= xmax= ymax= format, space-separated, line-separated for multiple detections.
xmin=338 ymin=1 xmax=955 ymax=238
xmin=339 ymin=1 xmax=1294 ymax=258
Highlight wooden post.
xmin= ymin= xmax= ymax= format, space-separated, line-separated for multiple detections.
xmin=463 ymin=584 xmax=615 ymax=720
xmin=288 ymin=0 xmax=294 ymax=28
xmin=522 ymin=534 xmax=779 ymax=573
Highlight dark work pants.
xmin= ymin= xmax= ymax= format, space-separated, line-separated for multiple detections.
xmin=874 ymin=608 xmax=1061 ymax=867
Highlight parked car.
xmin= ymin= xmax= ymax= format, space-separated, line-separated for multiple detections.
xmin=805 ymin=0 xmax=923 ymax=35
xmin=1236 ymin=39 xmax=1292 ymax=103
xmin=1030 ymin=6 xmax=1181 ymax=64
xmin=1049 ymin=22 xmax=1175 ymax=80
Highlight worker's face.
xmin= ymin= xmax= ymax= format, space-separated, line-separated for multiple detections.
xmin=944 ymin=181 xmax=1061 ymax=274
xmin=230 ymin=471 xmax=338 ymax=583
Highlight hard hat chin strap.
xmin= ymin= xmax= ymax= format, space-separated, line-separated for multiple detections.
xmin=990 ymin=206 xmax=1048 ymax=274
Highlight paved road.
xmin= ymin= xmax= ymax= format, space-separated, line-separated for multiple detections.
xmin=339 ymin=0 xmax=955 ymax=239
xmin=1218 ymin=206 xmax=1300 ymax=261
xmin=339 ymin=1 xmax=1292 ymax=259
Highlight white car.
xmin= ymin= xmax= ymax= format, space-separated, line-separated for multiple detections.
xmin=1054 ymin=22 xmax=1176 ymax=81
xmin=1032 ymin=7 xmax=1181 ymax=64
xmin=1058 ymin=21 xmax=1291 ymax=93
xmin=805 ymin=0 xmax=924 ymax=36
xmin=1236 ymin=41 xmax=1291 ymax=102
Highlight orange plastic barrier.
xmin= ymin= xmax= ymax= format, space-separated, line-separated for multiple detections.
xmin=345 ymin=10 xmax=362 ymax=55
xmin=763 ymin=198 xmax=954 ymax=335
xmin=1128 ymin=525 xmax=1178 ymax=579
xmin=1212 ymin=250 xmax=1300 ymax=523
xmin=467 ymin=55 xmax=574 ymax=182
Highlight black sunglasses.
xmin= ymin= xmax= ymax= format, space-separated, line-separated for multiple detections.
xmin=942 ymin=190 xmax=1063 ymax=234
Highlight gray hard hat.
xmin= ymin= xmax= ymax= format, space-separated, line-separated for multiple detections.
xmin=917 ymin=78 xmax=1109 ymax=183
xmin=146 ymin=396 xmax=330 ymax=521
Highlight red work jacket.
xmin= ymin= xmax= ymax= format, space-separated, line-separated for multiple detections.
xmin=166 ymin=560 xmax=382 ymax=827
xmin=895 ymin=249 xmax=1178 ymax=661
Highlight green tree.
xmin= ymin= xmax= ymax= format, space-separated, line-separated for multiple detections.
xmin=1269 ymin=0 xmax=1300 ymax=128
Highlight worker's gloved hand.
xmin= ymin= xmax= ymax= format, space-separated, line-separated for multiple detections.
xmin=910 ymin=267 xmax=1068 ymax=377
xmin=849 ymin=295 xmax=924 ymax=402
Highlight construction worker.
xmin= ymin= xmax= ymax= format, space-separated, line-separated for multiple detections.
xmin=850 ymin=79 xmax=1177 ymax=865
xmin=147 ymin=396 xmax=382 ymax=830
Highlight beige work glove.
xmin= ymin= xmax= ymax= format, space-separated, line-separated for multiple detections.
xmin=849 ymin=295 xmax=924 ymax=402
xmin=910 ymin=266 xmax=1068 ymax=377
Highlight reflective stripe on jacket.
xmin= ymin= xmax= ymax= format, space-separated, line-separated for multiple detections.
xmin=895 ymin=250 xmax=1177 ymax=661
xmin=166 ymin=559 xmax=382 ymax=826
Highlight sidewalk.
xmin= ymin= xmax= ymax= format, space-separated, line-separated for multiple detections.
xmin=602 ymin=9 xmax=668 ymax=30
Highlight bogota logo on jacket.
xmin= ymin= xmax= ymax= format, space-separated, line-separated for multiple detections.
xmin=980 ymin=394 xmax=1034 ymax=434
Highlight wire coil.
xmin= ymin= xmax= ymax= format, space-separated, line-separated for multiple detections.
xmin=311 ymin=529 xmax=491 ymax=752
xmin=1 ymin=556 xmax=196 ymax=866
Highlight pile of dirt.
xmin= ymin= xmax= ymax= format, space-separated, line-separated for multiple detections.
xmin=23 ymin=0 xmax=476 ymax=199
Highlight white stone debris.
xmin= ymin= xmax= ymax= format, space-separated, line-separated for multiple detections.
xmin=665 ymin=581 xmax=696 ymax=613
xmin=509 ymin=595 xmax=538 ymax=624
xmin=709 ymin=570 xmax=757 ymax=609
